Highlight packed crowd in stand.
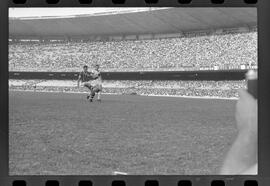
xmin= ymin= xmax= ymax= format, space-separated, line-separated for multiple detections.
xmin=9 ymin=80 xmax=246 ymax=98
xmin=9 ymin=31 xmax=257 ymax=72
xmin=9 ymin=29 xmax=255 ymax=98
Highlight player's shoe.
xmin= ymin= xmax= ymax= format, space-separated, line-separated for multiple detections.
xmin=87 ymin=95 xmax=90 ymax=100
xmin=89 ymin=98 xmax=93 ymax=102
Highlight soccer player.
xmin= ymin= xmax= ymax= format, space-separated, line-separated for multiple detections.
xmin=89 ymin=64 xmax=102 ymax=102
xmin=77 ymin=65 xmax=93 ymax=100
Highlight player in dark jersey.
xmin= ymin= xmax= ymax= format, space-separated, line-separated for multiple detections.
xmin=77 ymin=65 xmax=93 ymax=100
xmin=89 ymin=64 xmax=102 ymax=102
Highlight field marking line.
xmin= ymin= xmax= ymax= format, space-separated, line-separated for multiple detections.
xmin=145 ymin=94 xmax=238 ymax=100
xmin=113 ymin=171 xmax=128 ymax=175
xmin=9 ymin=89 xmax=238 ymax=100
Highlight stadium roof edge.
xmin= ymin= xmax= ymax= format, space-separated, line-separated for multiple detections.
xmin=9 ymin=8 xmax=257 ymax=39
xmin=10 ymin=8 xmax=170 ymax=20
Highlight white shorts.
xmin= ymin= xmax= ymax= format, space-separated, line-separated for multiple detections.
xmin=91 ymin=79 xmax=102 ymax=87
xmin=91 ymin=79 xmax=102 ymax=91
xmin=82 ymin=81 xmax=102 ymax=90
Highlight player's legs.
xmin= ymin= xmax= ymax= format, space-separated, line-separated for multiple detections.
xmin=97 ymin=91 xmax=101 ymax=101
xmin=83 ymin=82 xmax=93 ymax=100
xmin=89 ymin=89 xmax=96 ymax=102
xmin=89 ymin=85 xmax=102 ymax=102
xmin=97 ymin=85 xmax=102 ymax=101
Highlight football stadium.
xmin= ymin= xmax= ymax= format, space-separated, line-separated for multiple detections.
xmin=9 ymin=8 xmax=257 ymax=175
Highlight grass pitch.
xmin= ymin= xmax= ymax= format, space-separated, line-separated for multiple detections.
xmin=9 ymin=91 xmax=238 ymax=175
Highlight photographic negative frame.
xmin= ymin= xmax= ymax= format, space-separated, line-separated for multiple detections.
xmin=1 ymin=0 xmax=270 ymax=185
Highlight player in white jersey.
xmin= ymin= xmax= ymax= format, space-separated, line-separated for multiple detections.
xmin=89 ymin=64 xmax=102 ymax=102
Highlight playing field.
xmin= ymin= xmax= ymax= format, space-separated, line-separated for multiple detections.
xmin=9 ymin=91 xmax=238 ymax=175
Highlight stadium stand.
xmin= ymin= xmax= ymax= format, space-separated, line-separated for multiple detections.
xmin=9 ymin=7 xmax=257 ymax=99
xmin=9 ymin=31 xmax=257 ymax=72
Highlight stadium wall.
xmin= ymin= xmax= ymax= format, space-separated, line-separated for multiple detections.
xmin=9 ymin=70 xmax=247 ymax=81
